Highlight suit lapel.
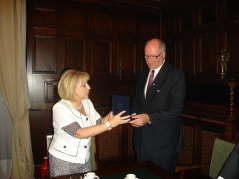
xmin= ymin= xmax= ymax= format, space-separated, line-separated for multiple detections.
xmin=145 ymin=62 xmax=170 ymax=103
xmin=138 ymin=69 xmax=149 ymax=98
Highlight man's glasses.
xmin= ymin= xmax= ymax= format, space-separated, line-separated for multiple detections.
xmin=144 ymin=51 xmax=163 ymax=60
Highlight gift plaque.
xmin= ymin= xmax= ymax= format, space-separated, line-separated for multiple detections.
xmin=112 ymin=95 xmax=129 ymax=116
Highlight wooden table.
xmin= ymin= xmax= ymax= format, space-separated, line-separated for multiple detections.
xmin=51 ymin=161 xmax=178 ymax=179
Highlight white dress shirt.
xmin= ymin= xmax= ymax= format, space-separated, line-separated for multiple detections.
xmin=144 ymin=59 xmax=165 ymax=96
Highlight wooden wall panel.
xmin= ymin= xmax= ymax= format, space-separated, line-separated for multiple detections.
xmin=136 ymin=41 xmax=148 ymax=72
xmin=162 ymin=0 xmax=226 ymax=77
xmin=140 ymin=20 xmax=159 ymax=39
xmin=29 ymin=110 xmax=53 ymax=164
xmin=31 ymin=77 xmax=56 ymax=109
xmin=199 ymin=32 xmax=218 ymax=74
xmin=119 ymin=17 xmax=136 ymax=34
xmin=92 ymin=13 xmax=112 ymax=34
xmin=226 ymin=0 xmax=239 ymax=18
xmin=199 ymin=3 xmax=217 ymax=26
xmin=163 ymin=19 xmax=176 ymax=66
xmin=165 ymin=42 xmax=176 ymax=66
xmin=92 ymin=40 xmax=111 ymax=74
xmin=65 ymin=38 xmax=85 ymax=70
xmin=44 ymin=80 xmax=54 ymax=103
xmin=180 ymin=13 xmax=193 ymax=32
xmin=64 ymin=11 xmax=87 ymax=32
xmin=33 ymin=36 xmax=57 ymax=73
xmin=163 ymin=19 xmax=175 ymax=41
xmin=226 ymin=29 xmax=239 ymax=73
xmin=33 ymin=8 xmax=57 ymax=28
xmin=180 ymin=38 xmax=195 ymax=73
xmin=117 ymin=41 xmax=136 ymax=75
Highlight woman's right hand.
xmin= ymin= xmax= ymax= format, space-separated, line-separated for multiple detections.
xmin=107 ymin=111 xmax=130 ymax=128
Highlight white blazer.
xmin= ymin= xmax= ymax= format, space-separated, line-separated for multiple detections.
xmin=48 ymin=99 xmax=101 ymax=163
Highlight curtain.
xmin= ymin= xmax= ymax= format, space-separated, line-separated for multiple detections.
xmin=0 ymin=89 xmax=13 ymax=179
xmin=0 ymin=0 xmax=34 ymax=178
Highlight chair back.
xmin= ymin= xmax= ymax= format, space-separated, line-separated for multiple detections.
xmin=46 ymin=135 xmax=53 ymax=150
xmin=209 ymin=138 xmax=236 ymax=179
xmin=90 ymin=136 xmax=97 ymax=170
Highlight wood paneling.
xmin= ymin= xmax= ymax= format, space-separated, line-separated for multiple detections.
xmin=180 ymin=38 xmax=195 ymax=73
xmin=33 ymin=8 xmax=57 ymax=28
xmin=140 ymin=20 xmax=159 ymax=38
xmin=33 ymin=36 xmax=57 ymax=73
xmin=200 ymin=3 xmax=217 ymax=26
xmin=226 ymin=0 xmax=239 ymax=18
xmin=29 ymin=110 xmax=53 ymax=164
xmin=162 ymin=0 xmax=239 ymax=79
xmin=226 ymin=29 xmax=239 ymax=73
xmin=65 ymin=38 xmax=85 ymax=70
xmin=44 ymin=80 xmax=55 ymax=103
xmin=119 ymin=17 xmax=136 ymax=34
xmin=199 ymin=31 xmax=218 ymax=74
xmin=28 ymin=0 xmax=160 ymax=109
xmin=180 ymin=13 xmax=193 ymax=32
xmin=117 ymin=41 xmax=136 ymax=75
xmin=92 ymin=40 xmax=112 ymax=74
xmin=92 ymin=13 xmax=112 ymax=34
xmin=64 ymin=12 xmax=87 ymax=32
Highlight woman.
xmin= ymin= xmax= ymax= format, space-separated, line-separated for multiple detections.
xmin=48 ymin=69 xmax=130 ymax=177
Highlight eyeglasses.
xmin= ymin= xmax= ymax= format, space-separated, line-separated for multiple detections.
xmin=144 ymin=51 xmax=163 ymax=60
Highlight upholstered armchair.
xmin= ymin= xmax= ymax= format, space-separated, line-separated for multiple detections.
xmin=175 ymin=138 xmax=236 ymax=179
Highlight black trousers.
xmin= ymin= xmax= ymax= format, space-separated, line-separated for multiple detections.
xmin=136 ymin=142 xmax=177 ymax=174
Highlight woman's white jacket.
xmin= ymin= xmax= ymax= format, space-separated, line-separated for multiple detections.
xmin=48 ymin=99 xmax=101 ymax=163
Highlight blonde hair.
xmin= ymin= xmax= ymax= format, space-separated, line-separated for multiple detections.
xmin=58 ymin=69 xmax=90 ymax=101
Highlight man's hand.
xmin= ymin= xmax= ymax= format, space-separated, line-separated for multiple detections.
xmin=129 ymin=113 xmax=150 ymax=127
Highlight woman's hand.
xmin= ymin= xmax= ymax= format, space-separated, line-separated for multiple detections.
xmin=107 ymin=111 xmax=130 ymax=127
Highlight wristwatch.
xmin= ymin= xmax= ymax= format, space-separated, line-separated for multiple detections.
xmin=105 ymin=122 xmax=112 ymax=130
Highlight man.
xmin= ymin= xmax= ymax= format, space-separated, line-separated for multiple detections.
xmin=130 ymin=38 xmax=186 ymax=173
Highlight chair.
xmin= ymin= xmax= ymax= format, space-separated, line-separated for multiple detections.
xmin=46 ymin=135 xmax=53 ymax=150
xmin=90 ymin=136 xmax=97 ymax=170
xmin=175 ymin=138 xmax=236 ymax=179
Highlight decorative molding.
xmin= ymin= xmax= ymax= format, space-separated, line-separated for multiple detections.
xmin=44 ymin=79 xmax=58 ymax=103
xmin=111 ymin=0 xmax=161 ymax=10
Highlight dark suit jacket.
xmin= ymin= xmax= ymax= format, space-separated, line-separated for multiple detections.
xmin=218 ymin=141 xmax=239 ymax=178
xmin=131 ymin=61 xmax=186 ymax=157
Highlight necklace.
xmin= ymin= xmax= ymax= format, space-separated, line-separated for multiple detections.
xmin=73 ymin=102 xmax=82 ymax=110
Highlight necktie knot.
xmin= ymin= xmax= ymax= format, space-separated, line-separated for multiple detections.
xmin=147 ymin=70 xmax=155 ymax=92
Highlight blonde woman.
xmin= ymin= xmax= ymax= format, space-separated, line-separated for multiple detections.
xmin=48 ymin=69 xmax=130 ymax=177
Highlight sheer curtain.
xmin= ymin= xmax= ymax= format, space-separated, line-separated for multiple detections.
xmin=0 ymin=89 xmax=13 ymax=179
xmin=0 ymin=0 xmax=34 ymax=178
